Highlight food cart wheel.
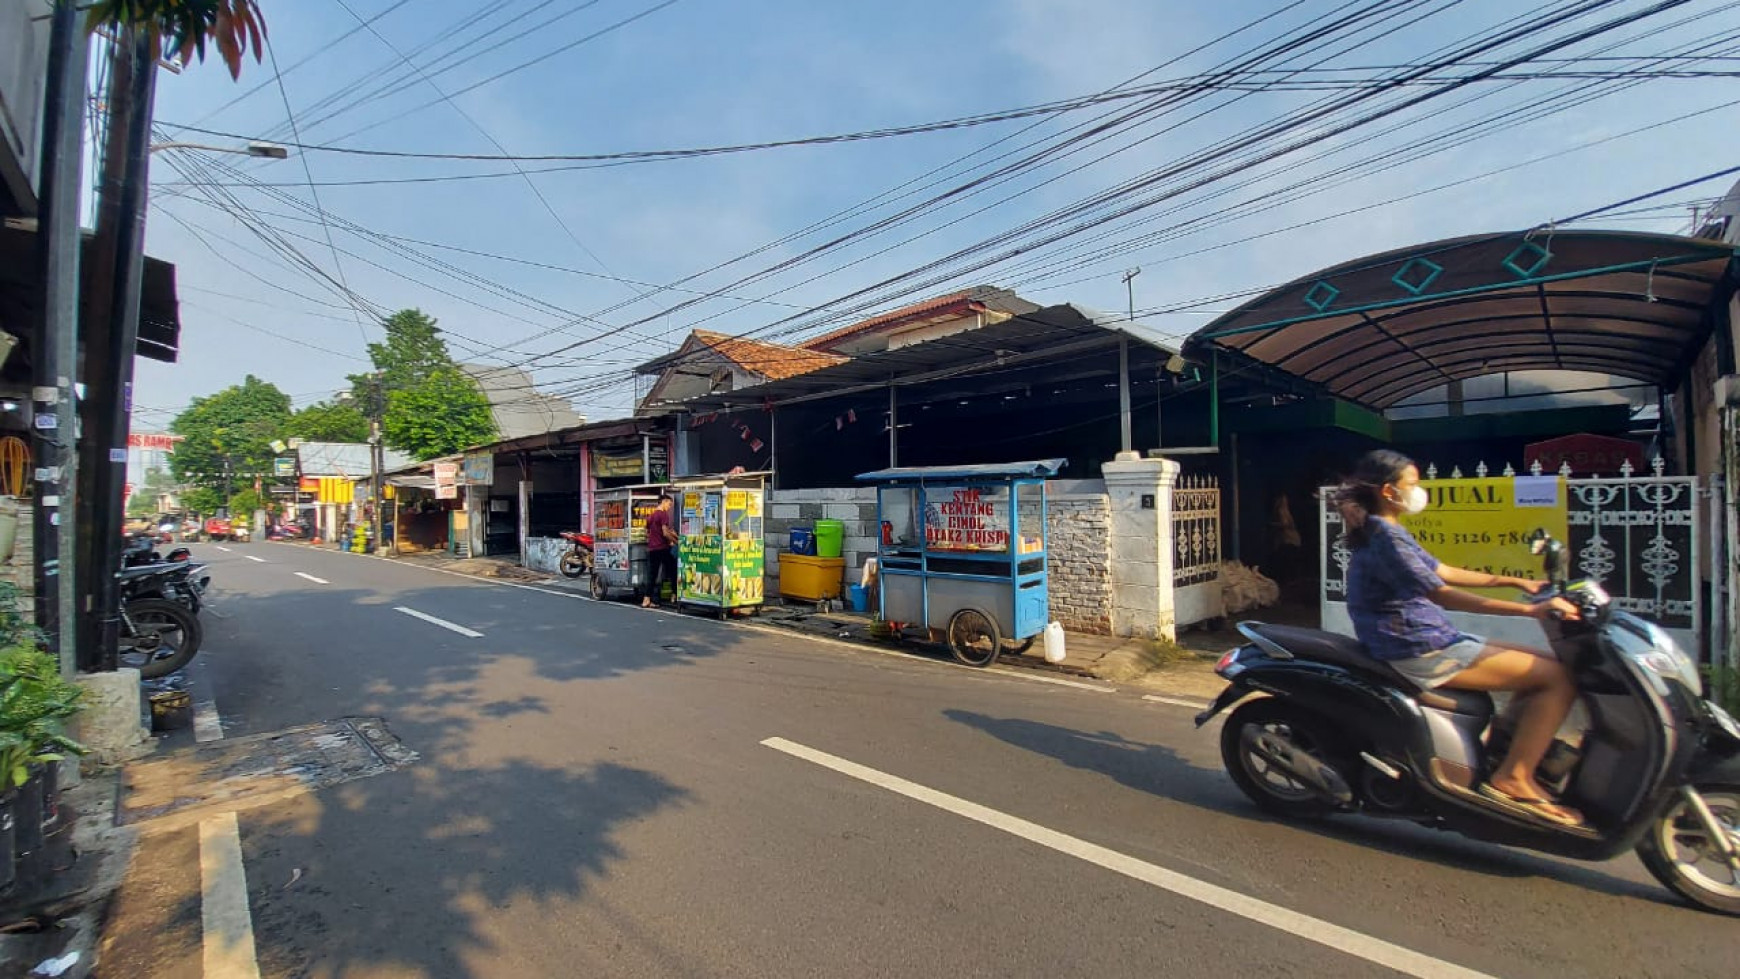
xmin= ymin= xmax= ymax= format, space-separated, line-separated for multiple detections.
xmin=1005 ymin=637 xmax=1035 ymax=655
xmin=590 ymin=575 xmax=607 ymax=601
xmin=946 ymin=609 xmax=1002 ymax=668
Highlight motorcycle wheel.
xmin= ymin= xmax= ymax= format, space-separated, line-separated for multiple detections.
xmin=120 ymin=598 xmax=203 ymax=679
xmin=1219 ymin=698 xmax=1344 ymax=820
xmin=1636 ymin=783 xmax=1740 ymax=916
xmin=560 ymin=549 xmax=590 ymax=579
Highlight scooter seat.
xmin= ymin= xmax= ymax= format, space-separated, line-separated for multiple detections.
xmin=1243 ymin=623 xmax=1494 ymax=717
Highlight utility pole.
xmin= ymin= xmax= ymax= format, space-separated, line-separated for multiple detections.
xmin=1118 ymin=268 xmax=1141 ymax=455
xmin=77 ymin=30 xmax=158 ymax=672
xmin=32 ymin=0 xmax=89 ymax=678
xmin=369 ymin=374 xmax=385 ymax=554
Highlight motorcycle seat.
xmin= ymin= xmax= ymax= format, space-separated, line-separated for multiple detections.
xmin=1243 ymin=623 xmax=1494 ymax=717
xmin=560 ymin=531 xmax=588 ymax=543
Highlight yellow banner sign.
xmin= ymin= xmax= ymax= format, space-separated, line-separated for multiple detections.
xmin=1399 ymin=477 xmax=1568 ymax=596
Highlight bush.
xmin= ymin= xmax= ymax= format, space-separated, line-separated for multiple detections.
xmin=1706 ymin=663 xmax=1739 ymax=717
xmin=0 ymin=585 xmax=84 ymax=789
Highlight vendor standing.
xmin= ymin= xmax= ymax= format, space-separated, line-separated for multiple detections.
xmin=641 ymin=494 xmax=679 ymax=609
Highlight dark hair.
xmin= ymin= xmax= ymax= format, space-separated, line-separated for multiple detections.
xmin=1334 ymin=449 xmax=1415 ymax=549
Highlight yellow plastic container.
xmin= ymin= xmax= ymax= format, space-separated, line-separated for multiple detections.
xmin=778 ymin=552 xmax=846 ymax=601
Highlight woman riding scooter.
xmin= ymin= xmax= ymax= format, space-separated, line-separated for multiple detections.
xmin=1337 ymin=449 xmax=1584 ymax=825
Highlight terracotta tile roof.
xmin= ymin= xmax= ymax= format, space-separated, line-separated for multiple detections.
xmin=799 ymin=291 xmax=977 ymax=351
xmin=692 ymin=330 xmax=846 ymax=380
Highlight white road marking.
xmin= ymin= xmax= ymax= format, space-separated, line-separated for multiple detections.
xmin=1142 ymin=694 xmax=1211 ymax=710
xmin=293 ymin=572 xmax=330 ymax=585
xmin=215 ymin=545 xmax=233 ymax=553
xmin=199 ymin=812 xmax=262 ymax=979
xmin=194 ymin=698 xmax=224 ymax=743
xmin=762 ymin=737 xmax=1497 ymax=979
xmin=988 ymin=669 xmax=1114 ymax=692
xmin=394 ymin=606 xmax=483 ymax=638
xmin=245 ymin=555 xmax=266 ymax=563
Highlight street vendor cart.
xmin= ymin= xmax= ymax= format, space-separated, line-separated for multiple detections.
xmin=857 ymin=460 xmax=1060 ymax=667
xmin=673 ymin=471 xmax=769 ymax=618
xmin=590 ymin=484 xmax=665 ymax=601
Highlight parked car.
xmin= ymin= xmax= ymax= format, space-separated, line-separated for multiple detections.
xmin=203 ymin=513 xmax=234 ymax=542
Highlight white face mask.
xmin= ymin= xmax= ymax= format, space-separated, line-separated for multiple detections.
xmin=1396 ymin=484 xmax=1429 ymax=515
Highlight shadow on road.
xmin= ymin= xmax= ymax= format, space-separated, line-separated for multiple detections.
xmin=942 ymin=709 xmax=1668 ymax=907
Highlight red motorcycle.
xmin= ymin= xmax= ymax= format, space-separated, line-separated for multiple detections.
xmin=558 ymin=531 xmax=594 ymax=579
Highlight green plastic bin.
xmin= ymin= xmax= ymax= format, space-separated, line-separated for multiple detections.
xmin=814 ymin=518 xmax=844 ymax=558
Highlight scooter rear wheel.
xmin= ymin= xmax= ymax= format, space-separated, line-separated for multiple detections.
xmin=560 ymin=549 xmax=591 ymax=579
xmin=1220 ymin=698 xmax=1345 ymax=820
xmin=1636 ymin=783 xmax=1740 ymax=916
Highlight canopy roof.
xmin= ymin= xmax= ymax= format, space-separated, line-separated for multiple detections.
xmin=1185 ymin=230 xmax=1737 ymax=409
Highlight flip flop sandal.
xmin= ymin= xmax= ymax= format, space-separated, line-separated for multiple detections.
xmin=1479 ymin=784 xmax=1584 ymax=827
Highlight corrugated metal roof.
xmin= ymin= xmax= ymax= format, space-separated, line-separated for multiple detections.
xmin=297 ymin=442 xmax=413 ymax=478
xmin=856 ymin=459 xmax=1067 ymax=482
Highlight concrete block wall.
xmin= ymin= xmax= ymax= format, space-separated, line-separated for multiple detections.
xmin=2 ymin=503 xmax=34 ymax=619
xmin=764 ymin=488 xmax=881 ymax=597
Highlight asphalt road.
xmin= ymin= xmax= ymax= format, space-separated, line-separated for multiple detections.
xmin=98 ymin=541 xmax=1737 ymax=978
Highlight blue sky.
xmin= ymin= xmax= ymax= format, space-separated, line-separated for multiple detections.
xmin=129 ymin=0 xmax=1740 ymax=430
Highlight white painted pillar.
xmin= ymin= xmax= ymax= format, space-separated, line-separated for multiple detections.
xmin=1103 ymin=454 xmax=1181 ymax=640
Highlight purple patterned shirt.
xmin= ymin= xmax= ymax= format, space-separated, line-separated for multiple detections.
xmin=1346 ymin=518 xmax=1461 ymax=661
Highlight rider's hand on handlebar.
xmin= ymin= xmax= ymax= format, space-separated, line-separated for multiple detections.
xmin=1508 ymin=577 xmax=1552 ymax=595
xmin=1530 ymin=596 xmax=1581 ymax=622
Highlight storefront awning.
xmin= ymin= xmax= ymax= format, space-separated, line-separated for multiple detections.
xmin=0 ymin=223 xmax=182 ymax=363
xmin=1184 ymin=230 xmax=1738 ymax=409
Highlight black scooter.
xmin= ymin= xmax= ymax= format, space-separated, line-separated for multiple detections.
xmin=1196 ymin=531 xmax=1740 ymax=914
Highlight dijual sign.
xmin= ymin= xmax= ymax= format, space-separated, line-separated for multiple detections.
xmin=1400 ymin=476 xmax=1568 ymax=595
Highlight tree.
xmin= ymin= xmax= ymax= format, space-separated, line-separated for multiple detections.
xmin=81 ymin=0 xmax=269 ymax=80
xmin=127 ymin=468 xmax=179 ymax=516
xmin=228 ymin=487 xmax=264 ymax=517
xmin=383 ymin=366 xmax=498 ymax=460
xmin=355 ymin=309 xmax=497 ymax=460
xmin=168 ymin=375 xmax=291 ymax=497
xmin=283 ymin=400 xmax=370 ymax=444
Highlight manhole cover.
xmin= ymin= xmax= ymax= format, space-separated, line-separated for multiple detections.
xmin=119 ymin=717 xmax=417 ymax=830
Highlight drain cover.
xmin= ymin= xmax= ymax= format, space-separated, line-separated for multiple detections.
xmin=119 ymin=717 xmax=417 ymax=829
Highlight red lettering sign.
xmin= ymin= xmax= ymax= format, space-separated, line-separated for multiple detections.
xmin=128 ymin=433 xmax=181 ymax=451
xmin=1523 ymin=433 xmax=1646 ymax=476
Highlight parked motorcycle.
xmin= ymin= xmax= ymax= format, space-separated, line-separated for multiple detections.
xmin=1196 ymin=530 xmax=1740 ymax=915
xmin=117 ymin=565 xmax=206 ymax=678
xmin=558 ymin=530 xmax=594 ymax=579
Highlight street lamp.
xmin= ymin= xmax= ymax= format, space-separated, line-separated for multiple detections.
xmin=148 ymin=140 xmax=289 ymax=158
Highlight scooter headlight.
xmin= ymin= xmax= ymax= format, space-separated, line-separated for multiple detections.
xmin=1630 ymin=620 xmax=1702 ymax=697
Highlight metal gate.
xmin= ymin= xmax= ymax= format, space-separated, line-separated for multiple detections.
xmin=1172 ymin=474 xmax=1223 ymax=626
xmin=1322 ymin=459 xmax=1704 ymax=656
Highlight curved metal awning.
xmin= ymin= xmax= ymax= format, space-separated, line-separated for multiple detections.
xmin=1183 ymin=230 xmax=1737 ymax=409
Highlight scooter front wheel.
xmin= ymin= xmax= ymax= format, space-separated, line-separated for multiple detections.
xmin=1219 ymin=698 xmax=1346 ymax=820
xmin=1636 ymin=783 xmax=1740 ymax=916
xmin=559 ymin=549 xmax=590 ymax=579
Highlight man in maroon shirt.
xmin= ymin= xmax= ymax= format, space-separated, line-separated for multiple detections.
xmin=642 ymin=494 xmax=679 ymax=608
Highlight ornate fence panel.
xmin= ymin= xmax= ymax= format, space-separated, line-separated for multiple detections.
xmin=1172 ymin=474 xmax=1221 ymax=588
xmin=1320 ymin=458 xmax=1703 ymax=653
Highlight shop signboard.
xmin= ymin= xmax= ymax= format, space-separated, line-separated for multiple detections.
xmin=463 ymin=451 xmax=495 ymax=486
xmin=434 ymin=462 xmax=459 ymax=500
xmin=592 ymin=445 xmax=644 ymax=479
xmin=922 ymin=485 xmax=1011 ymax=552
xmin=273 ymin=456 xmax=296 ymax=477
xmin=648 ymin=441 xmax=670 ymax=483
xmin=1399 ymin=476 xmax=1568 ymax=596
xmin=127 ymin=433 xmax=180 ymax=451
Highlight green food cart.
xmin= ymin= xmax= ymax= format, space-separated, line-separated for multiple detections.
xmin=674 ymin=471 xmax=768 ymax=618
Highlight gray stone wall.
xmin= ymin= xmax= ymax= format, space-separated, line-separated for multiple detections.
xmin=1047 ymin=495 xmax=1112 ymax=634
xmin=1 ymin=503 xmax=33 ymax=619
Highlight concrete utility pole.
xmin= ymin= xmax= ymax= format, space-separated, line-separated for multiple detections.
xmin=32 ymin=0 xmax=89 ymax=678
xmin=1118 ymin=268 xmax=1141 ymax=455
xmin=77 ymin=30 xmax=158 ymax=672
xmin=369 ymin=374 xmax=385 ymax=554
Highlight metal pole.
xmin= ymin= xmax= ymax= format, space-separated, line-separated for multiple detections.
xmin=1209 ymin=348 xmax=1221 ymax=446
xmin=32 ymin=1 xmax=88 ymax=678
xmin=369 ymin=375 xmax=383 ymax=553
xmin=1118 ymin=336 xmax=1132 ymax=453
xmin=888 ymin=385 xmax=898 ymax=468
xmin=78 ymin=30 xmax=157 ymax=672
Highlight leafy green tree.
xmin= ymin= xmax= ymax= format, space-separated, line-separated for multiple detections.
xmin=228 ymin=487 xmax=264 ymax=517
xmin=168 ymin=375 xmax=291 ymax=497
xmin=180 ymin=486 xmax=222 ymax=515
xmin=354 ymin=309 xmax=496 ymax=459
xmin=382 ymin=365 xmax=497 ymax=460
xmin=80 ymin=0 xmax=268 ymax=79
xmin=282 ymin=400 xmax=370 ymax=444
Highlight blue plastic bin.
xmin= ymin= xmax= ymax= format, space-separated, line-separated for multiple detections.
xmin=847 ymin=584 xmax=869 ymax=613
xmin=789 ymin=528 xmax=817 ymax=556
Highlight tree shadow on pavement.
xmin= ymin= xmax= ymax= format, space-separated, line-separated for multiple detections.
xmin=942 ymin=709 xmax=1667 ymax=906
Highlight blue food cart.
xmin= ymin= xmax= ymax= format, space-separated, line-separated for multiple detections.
xmin=857 ymin=459 xmax=1061 ymax=667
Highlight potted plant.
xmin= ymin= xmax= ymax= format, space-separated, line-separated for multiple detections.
xmin=0 ymin=589 xmax=86 ymax=893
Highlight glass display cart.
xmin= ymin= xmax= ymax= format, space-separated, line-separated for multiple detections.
xmin=589 ymin=484 xmax=665 ymax=601
xmin=673 ymin=471 xmax=769 ymax=618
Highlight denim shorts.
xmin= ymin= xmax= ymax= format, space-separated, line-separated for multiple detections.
xmin=1389 ymin=636 xmax=1488 ymax=689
